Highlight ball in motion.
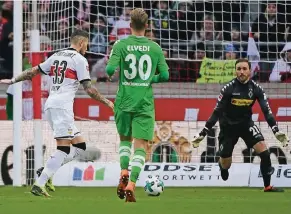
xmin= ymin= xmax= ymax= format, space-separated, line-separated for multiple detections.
xmin=144 ymin=175 xmax=164 ymax=196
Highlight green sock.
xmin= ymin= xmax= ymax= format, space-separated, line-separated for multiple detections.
xmin=130 ymin=148 xmax=146 ymax=183
xmin=119 ymin=141 xmax=132 ymax=170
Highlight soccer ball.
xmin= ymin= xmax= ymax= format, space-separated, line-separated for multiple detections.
xmin=144 ymin=175 xmax=164 ymax=196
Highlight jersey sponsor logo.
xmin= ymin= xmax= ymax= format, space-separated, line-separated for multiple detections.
xmin=231 ymin=98 xmax=253 ymax=106
xmin=232 ymin=93 xmax=240 ymax=95
xmin=122 ymin=81 xmax=150 ymax=87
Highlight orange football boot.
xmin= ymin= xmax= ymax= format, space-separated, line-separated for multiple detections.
xmin=264 ymin=186 xmax=284 ymax=192
xmin=125 ymin=181 xmax=136 ymax=202
xmin=117 ymin=169 xmax=129 ymax=199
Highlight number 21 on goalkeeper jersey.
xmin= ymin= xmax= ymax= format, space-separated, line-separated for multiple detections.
xmin=38 ymin=48 xmax=91 ymax=111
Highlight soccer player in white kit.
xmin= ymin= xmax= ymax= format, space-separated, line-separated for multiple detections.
xmin=0 ymin=30 xmax=114 ymax=197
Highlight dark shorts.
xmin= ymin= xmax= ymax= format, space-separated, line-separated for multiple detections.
xmin=218 ymin=121 xmax=265 ymax=158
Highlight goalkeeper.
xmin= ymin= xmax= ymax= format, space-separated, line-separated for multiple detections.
xmin=106 ymin=8 xmax=169 ymax=202
xmin=192 ymin=58 xmax=289 ymax=192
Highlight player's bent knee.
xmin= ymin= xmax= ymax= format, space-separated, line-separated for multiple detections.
xmin=253 ymin=141 xmax=268 ymax=154
xmin=57 ymin=146 xmax=70 ymax=154
xmin=134 ymin=138 xmax=148 ymax=150
xmin=120 ymin=135 xmax=132 ymax=142
xmin=220 ymin=157 xmax=232 ymax=169
xmin=73 ymin=142 xmax=86 ymax=151
xmin=72 ymin=135 xmax=85 ymax=144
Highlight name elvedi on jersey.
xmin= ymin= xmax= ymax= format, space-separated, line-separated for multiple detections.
xmin=127 ymin=45 xmax=150 ymax=52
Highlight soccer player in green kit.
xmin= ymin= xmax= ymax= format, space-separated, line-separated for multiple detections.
xmin=106 ymin=8 xmax=169 ymax=202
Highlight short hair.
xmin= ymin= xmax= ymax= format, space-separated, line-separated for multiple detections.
xmin=70 ymin=29 xmax=89 ymax=44
xmin=131 ymin=8 xmax=148 ymax=31
xmin=235 ymin=58 xmax=251 ymax=70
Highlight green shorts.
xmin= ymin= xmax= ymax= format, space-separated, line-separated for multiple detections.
xmin=114 ymin=109 xmax=155 ymax=141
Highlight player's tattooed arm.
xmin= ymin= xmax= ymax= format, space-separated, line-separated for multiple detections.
xmin=82 ymin=80 xmax=114 ymax=110
xmin=14 ymin=66 xmax=40 ymax=82
xmin=0 ymin=66 xmax=41 ymax=85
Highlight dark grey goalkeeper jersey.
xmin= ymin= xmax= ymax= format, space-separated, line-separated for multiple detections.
xmin=205 ymin=78 xmax=277 ymax=129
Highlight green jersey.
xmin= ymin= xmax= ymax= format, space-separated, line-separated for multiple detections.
xmin=106 ymin=35 xmax=169 ymax=112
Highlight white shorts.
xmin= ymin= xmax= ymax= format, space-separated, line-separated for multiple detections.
xmin=45 ymin=108 xmax=81 ymax=139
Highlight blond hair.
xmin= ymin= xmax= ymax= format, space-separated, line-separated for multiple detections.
xmin=130 ymin=8 xmax=148 ymax=31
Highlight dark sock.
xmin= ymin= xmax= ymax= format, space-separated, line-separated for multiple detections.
xmin=73 ymin=142 xmax=86 ymax=151
xmin=260 ymin=150 xmax=272 ymax=188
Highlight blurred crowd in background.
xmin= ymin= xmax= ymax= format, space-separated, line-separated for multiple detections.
xmin=0 ymin=1 xmax=291 ymax=83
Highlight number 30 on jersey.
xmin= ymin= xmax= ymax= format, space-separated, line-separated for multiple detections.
xmin=124 ymin=54 xmax=152 ymax=80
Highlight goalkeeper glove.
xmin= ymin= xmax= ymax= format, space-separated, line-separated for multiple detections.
xmin=192 ymin=127 xmax=209 ymax=148
xmin=272 ymin=126 xmax=289 ymax=147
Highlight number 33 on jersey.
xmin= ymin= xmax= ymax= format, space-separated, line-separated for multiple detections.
xmin=106 ymin=35 xmax=169 ymax=112
xmin=38 ymin=48 xmax=90 ymax=111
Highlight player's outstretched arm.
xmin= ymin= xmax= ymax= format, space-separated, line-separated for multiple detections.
xmin=256 ymin=86 xmax=289 ymax=147
xmin=0 ymin=66 xmax=40 ymax=85
xmin=81 ymin=80 xmax=114 ymax=110
xmin=192 ymin=85 xmax=231 ymax=148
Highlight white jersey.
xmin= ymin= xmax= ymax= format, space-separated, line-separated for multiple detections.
xmin=38 ymin=48 xmax=90 ymax=111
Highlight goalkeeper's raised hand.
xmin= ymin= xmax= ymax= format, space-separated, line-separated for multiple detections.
xmin=192 ymin=127 xmax=209 ymax=148
xmin=272 ymin=126 xmax=289 ymax=147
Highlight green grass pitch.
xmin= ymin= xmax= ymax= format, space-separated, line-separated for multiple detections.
xmin=0 ymin=187 xmax=290 ymax=214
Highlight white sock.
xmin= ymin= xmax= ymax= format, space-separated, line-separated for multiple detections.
xmin=63 ymin=146 xmax=84 ymax=165
xmin=36 ymin=150 xmax=68 ymax=187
